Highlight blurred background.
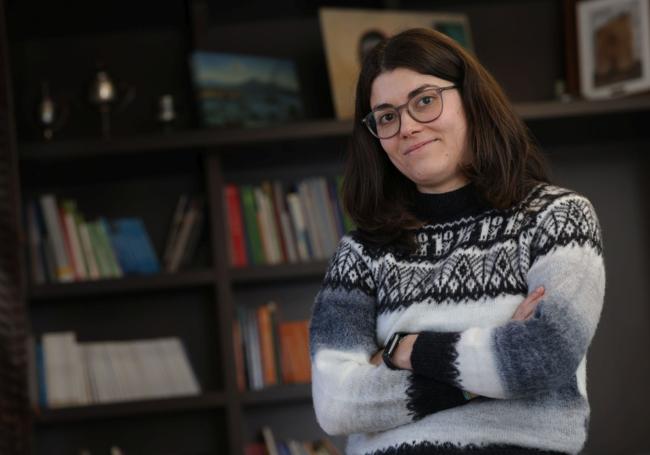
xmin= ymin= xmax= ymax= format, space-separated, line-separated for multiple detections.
xmin=0 ymin=0 xmax=648 ymax=454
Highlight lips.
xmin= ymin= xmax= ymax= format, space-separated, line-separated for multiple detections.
xmin=403 ymin=138 xmax=439 ymax=155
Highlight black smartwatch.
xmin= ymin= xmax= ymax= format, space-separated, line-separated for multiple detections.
xmin=382 ymin=332 xmax=411 ymax=370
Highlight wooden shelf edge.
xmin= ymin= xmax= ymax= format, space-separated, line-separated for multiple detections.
xmin=240 ymin=383 xmax=312 ymax=407
xmin=230 ymin=261 xmax=329 ymax=285
xmin=32 ymin=392 xmax=226 ymax=424
xmin=18 ymin=96 xmax=650 ymax=160
xmin=28 ymin=268 xmax=215 ymax=301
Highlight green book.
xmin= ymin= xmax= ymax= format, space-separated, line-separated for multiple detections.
xmin=240 ymin=185 xmax=265 ymax=265
xmin=87 ymin=222 xmax=112 ymax=278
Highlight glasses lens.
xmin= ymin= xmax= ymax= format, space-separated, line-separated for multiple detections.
xmin=408 ymin=89 xmax=442 ymax=122
xmin=369 ymin=108 xmax=400 ymax=138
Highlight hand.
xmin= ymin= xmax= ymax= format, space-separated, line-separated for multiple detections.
xmin=511 ymin=286 xmax=545 ymax=321
xmin=370 ymin=348 xmax=384 ymax=366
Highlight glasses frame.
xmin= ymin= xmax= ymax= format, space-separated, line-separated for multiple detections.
xmin=362 ymin=85 xmax=458 ymax=139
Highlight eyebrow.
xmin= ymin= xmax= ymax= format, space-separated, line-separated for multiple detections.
xmin=371 ymin=84 xmax=437 ymax=111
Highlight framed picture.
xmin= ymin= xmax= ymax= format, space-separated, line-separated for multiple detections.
xmin=189 ymin=51 xmax=304 ymax=128
xmin=577 ymin=0 xmax=650 ymax=99
xmin=319 ymin=8 xmax=473 ymax=120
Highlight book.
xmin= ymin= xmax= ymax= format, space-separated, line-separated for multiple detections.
xmin=107 ymin=217 xmax=161 ymax=275
xmin=77 ymin=215 xmax=101 ymax=280
xmin=240 ymin=185 xmax=265 ymax=265
xmin=286 ymin=191 xmax=312 ymax=261
xmin=279 ymin=320 xmax=311 ymax=384
xmin=233 ymin=319 xmax=247 ymax=392
xmin=167 ymin=196 xmax=202 ymax=272
xmin=39 ymin=194 xmax=74 ymax=282
xmin=224 ymin=184 xmax=248 ymax=267
xmin=272 ymin=180 xmax=299 ymax=263
xmin=163 ymin=194 xmax=189 ymax=269
xmin=97 ymin=219 xmax=124 ymax=278
xmin=25 ymin=201 xmax=46 ymax=285
xmin=61 ymin=200 xmax=89 ymax=280
xmin=257 ymin=303 xmax=279 ymax=386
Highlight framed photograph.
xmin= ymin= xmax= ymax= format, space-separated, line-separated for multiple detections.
xmin=189 ymin=51 xmax=304 ymax=128
xmin=577 ymin=0 xmax=650 ymax=99
xmin=319 ymin=8 xmax=473 ymax=120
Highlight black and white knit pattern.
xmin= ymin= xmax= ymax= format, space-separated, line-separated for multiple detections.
xmin=310 ymin=183 xmax=605 ymax=455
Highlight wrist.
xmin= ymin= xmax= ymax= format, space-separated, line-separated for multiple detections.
xmin=382 ymin=332 xmax=417 ymax=370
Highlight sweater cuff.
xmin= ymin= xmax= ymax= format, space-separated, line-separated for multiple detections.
xmin=406 ymin=374 xmax=469 ymax=420
xmin=411 ymin=331 xmax=462 ymax=386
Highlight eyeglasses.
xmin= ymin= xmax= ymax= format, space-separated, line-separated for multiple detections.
xmin=362 ymin=85 xmax=458 ymax=139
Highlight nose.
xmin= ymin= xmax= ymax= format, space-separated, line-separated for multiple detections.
xmin=399 ymin=108 xmax=421 ymax=137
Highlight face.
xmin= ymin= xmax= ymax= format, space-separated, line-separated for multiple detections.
xmin=369 ymin=67 xmax=470 ymax=194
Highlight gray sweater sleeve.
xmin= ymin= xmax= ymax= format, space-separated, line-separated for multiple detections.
xmin=310 ymin=234 xmax=469 ymax=435
xmin=410 ymin=195 xmax=605 ymax=399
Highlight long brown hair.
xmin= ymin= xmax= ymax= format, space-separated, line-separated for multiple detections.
xmin=343 ymin=27 xmax=549 ymax=247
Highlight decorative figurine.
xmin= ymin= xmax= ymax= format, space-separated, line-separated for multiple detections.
xmin=36 ymin=80 xmax=67 ymax=140
xmin=157 ymin=93 xmax=177 ymax=131
xmin=88 ymin=63 xmax=135 ymax=138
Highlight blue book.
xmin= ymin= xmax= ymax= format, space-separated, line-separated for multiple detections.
xmin=108 ymin=218 xmax=161 ymax=275
xmin=35 ymin=343 xmax=47 ymax=408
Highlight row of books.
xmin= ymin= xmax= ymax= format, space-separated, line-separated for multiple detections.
xmin=26 ymin=193 xmax=204 ymax=284
xmin=224 ymin=176 xmax=354 ymax=267
xmin=30 ymin=332 xmax=200 ymax=409
xmin=234 ymin=301 xmax=311 ymax=391
xmin=246 ymin=426 xmax=340 ymax=455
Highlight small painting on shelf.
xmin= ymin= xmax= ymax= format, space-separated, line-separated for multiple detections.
xmin=577 ymin=0 xmax=650 ymax=99
xmin=190 ymin=51 xmax=304 ymax=128
xmin=319 ymin=8 xmax=473 ymax=120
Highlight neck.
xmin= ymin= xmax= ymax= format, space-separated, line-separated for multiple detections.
xmin=411 ymin=182 xmax=487 ymax=224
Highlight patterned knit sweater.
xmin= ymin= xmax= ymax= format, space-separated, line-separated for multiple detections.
xmin=309 ymin=183 xmax=605 ymax=455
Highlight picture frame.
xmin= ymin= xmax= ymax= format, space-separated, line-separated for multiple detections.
xmin=319 ymin=8 xmax=473 ymax=120
xmin=576 ymin=0 xmax=650 ymax=99
xmin=189 ymin=51 xmax=304 ymax=128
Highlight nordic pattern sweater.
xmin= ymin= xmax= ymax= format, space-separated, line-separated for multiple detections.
xmin=309 ymin=183 xmax=605 ymax=455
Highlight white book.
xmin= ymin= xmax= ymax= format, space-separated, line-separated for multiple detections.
xmin=42 ymin=331 xmax=74 ymax=407
xmin=104 ymin=342 xmax=129 ymax=402
xmin=298 ymin=181 xmax=325 ymax=259
xmin=39 ymin=195 xmax=74 ymax=282
xmin=67 ymin=334 xmax=90 ymax=406
xmin=159 ymin=338 xmax=200 ymax=396
xmin=78 ymin=221 xmax=101 ymax=280
xmin=82 ymin=344 xmax=100 ymax=404
xmin=113 ymin=342 xmax=141 ymax=401
xmin=131 ymin=339 xmax=170 ymax=399
xmin=315 ymin=177 xmax=341 ymax=255
xmin=286 ymin=192 xmax=311 ymax=261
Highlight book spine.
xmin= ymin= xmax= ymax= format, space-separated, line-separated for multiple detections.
xmin=240 ymin=185 xmax=265 ymax=265
xmin=286 ymin=192 xmax=312 ymax=261
xmin=225 ymin=184 xmax=249 ymax=267
xmin=163 ymin=194 xmax=189 ymax=270
xmin=97 ymin=218 xmax=124 ymax=278
xmin=273 ymin=181 xmax=299 ymax=263
xmin=39 ymin=194 xmax=74 ymax=282
xmin=61 ymin=200 xmax=89 ymax=280
xmin=256 ymin=303 xmax=278 ymax=387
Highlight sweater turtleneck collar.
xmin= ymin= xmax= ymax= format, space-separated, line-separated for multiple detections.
xmin=411 ymin=182 xmax=487 ymax=224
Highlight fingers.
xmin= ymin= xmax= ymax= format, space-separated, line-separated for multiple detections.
xmin=511 ymin=286 xmax=545 ymax=321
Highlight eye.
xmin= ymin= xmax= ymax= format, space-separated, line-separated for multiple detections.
xmin=377 ymin=111 xmax=397 ymax=125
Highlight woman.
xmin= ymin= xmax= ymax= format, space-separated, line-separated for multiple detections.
xmin=309 ymin=28 xmax=605 ymax=455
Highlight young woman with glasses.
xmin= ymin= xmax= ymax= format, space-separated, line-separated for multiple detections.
xmin=310 ymin=28 xmax=605 ymax=455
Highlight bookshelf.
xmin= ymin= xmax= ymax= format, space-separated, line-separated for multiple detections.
xmin=1 ymin=0 xmax=649 ymax=454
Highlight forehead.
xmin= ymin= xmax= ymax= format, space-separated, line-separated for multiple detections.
xmin=370 ymin=68 xmax=451 ymax=107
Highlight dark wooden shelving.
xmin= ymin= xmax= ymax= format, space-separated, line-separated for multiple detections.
xmin=241 ymin=383 xmax=312 ymax=408
xmin=18 ymin=119 xmax=353 ymax=161
xmin=17 ymin=96 xmax=650 ymax=162
xmin=230 ymin=260 xmax=329 ymax=285
xmin=33 ymin=391 xmax=226 ymax=424
xmin=28 ymin=268 xmax=215 ymax=301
